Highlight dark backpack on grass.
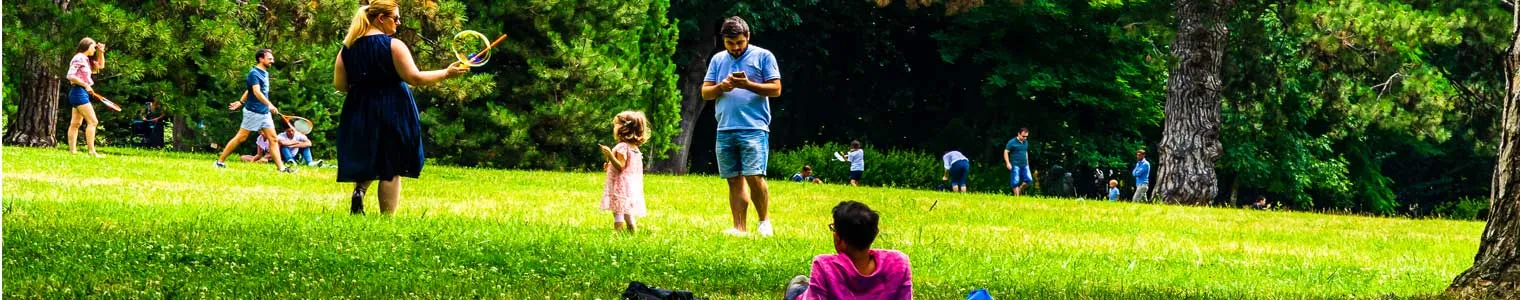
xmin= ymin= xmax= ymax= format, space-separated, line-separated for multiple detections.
xmin=621 ymin=281 xmax=702 ymax=300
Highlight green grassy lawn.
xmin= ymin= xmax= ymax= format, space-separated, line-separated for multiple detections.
xmin=2 ymin=146 xmax=1483 ymax=299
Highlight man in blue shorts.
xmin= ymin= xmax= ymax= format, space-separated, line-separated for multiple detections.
xmin=702 ymin=16 xmax=783 ymax=237
xmin=1004 ymin=128 xmax=1032 ymax=196
xmin=214 ymin=49 xmax=294 ymax=173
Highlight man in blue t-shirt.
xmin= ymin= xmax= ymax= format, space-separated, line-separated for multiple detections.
xmin=1003 ymin=128 xmax=1033 ymax=196
xmin=1133 ymin=149 xmax=1152 ymax=202
xmin=214 ymin=48 xmax=294 ymax=173
xmin=702 ymin=16 xmax=783 ymax=237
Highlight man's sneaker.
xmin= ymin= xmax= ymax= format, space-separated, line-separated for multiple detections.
xmin=757 ymin=221 xmax=774 ymax=237
xmin=280 ymin=166 xmax=298 ymax=173
xmin=285 ymin=160 xmax=296 ymax=166
xmin=214 ymin=161 xmax=227 ymax=168
xmin=309 ymin=160 xmax=324 ymax=167
xmin=722 ymin=228 xmax=749 ymax=237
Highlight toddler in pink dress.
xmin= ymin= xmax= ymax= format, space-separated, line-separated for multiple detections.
xmin=601 ymin=111 xmax=651 ymax=232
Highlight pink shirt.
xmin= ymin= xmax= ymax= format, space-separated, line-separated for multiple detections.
xmin=67 ymin=53 xmax=94 ymax=87
xmin=800 ymin=249 xmax=914 ymax=300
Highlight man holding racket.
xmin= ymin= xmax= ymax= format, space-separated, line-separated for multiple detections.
xmin=214 ymin=48 xmax=295 ymax=173
xmin=701 ymin=16 xmax=783 ymax=237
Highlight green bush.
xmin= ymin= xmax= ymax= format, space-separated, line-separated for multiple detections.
xmin=1433 ymin=197 xmax=1489 ymax=221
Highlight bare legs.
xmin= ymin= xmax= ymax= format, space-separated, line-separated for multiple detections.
xmin=352 ymin=176 xmax=401 ymax=215
xmin=68 ymin=104 xmax=101 ymax=157
xmin=727 ymin=175 xmax=771 ymax=232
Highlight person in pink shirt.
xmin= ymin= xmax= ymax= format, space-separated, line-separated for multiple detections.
xmin=65 ymin=37 xmax=108 ymax=157
xmin=784 ymin=201 xmax=913 ymax=300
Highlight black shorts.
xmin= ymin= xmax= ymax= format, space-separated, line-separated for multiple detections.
xmin=849 ymin=170 xmax=863 ymax=181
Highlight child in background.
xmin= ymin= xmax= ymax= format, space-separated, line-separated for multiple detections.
xmin=600 ymin=111 xmax=651 ymax=233
xmin=837 ymin=140 xmax=865 ymax=186
xmin=1107 ymin=179 xmax=1120 ymax=201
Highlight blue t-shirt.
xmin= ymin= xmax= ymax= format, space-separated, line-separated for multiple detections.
xmin=1004 ymin=138 xmax=1029 ymax=167
xmin=244 ymin=66 xmax=271 ymax=114
xmin=1108 ymin=187 xmax=1120 ymax=201
xmin=942 ymin=151 xmax=968 ymax=170
xmin=704 ymin=45 xmax=781 ymax=132
xmin=847 ymin=149 xmax=865 ymax=171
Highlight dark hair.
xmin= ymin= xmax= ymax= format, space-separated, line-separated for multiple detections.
xmin=832 ymin=201 xmax=880 ymax=250
xmin=1019 ymin=127 xmax=1029 ymax=134
xmin=850 ymin=140 xmax=862 ymax=149
xmin=74 ymin=37 xmax=97 ymax=54
xmin=721 ymin=16 xmax=749 ymax=38
xmin=255 ymin=49 xmax=273 ymax=61
xmin=1137 ymin=149 xmax=1146 ymax=156
xmin=802 ymin=165 xmax=813 ymax=172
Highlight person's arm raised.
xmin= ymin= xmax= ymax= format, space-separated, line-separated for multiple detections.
xmin=390 ymin=39 xmax=468 ymax=86
xmin=92 ymin=43 xmax=106 ymax=72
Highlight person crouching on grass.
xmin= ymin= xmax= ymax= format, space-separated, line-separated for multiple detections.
xmin=600 ymin=111 xmax=651 ymax=233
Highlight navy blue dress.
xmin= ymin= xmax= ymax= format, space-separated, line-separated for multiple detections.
xmin=336 ymin=34 xmax=425 ymax=182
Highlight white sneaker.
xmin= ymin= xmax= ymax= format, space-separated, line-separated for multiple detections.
xmin=757 ymin=221 xmax=774 ymax=237
xmin=722 ymin=228 xmax=749 ymax=237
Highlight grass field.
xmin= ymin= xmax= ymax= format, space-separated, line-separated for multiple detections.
xmin=2 ymin=146 xmax=1485 ymax=299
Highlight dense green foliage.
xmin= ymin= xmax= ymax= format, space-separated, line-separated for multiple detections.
xmin=4 ymin=146 xmax=1482 ymax=298
xmin=429 ymin=0 xmax=680 ymax=170
xmin=3 ymin=0 xmax=1507 ymax=216
xmin=672 ymin=0 xmax=1504 ymax=216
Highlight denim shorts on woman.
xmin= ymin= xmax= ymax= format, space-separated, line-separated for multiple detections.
xmin=67 ymin=86 xmax=90 ymax=107
xmin=715 ymin=129 xmax=768 ymax=178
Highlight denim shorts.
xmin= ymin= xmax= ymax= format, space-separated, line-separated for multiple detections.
xmin=1010 ymin=165 xmax=1033 ymax=187
xmin=240 ymin=109 xmax=275 ymax=131
xmin=716 ymin=129 xmax=768 ymax=178
xmin=67 ymin=86 xmax=90 ymax=107
xmin=948 ymin=159 xmax=970 ymax=187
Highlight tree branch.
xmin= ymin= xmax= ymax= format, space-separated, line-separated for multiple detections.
xmin=1372 ymin=72 xmax=1405 ymax=101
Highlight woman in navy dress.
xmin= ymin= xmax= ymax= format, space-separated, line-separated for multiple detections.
xmin=332 ymin=0 xmax=469 ymax=215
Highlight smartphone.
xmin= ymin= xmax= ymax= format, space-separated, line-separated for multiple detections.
xmin=731 ymin=71 xmax=746 ymax=79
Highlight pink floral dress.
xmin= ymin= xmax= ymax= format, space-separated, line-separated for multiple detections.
xmin=600 ymin=143 xmax=646 ymax=217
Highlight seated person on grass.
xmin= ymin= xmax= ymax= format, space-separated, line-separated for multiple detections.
xmin=791 ymin=165 xmax=823 ymax=184
xmin=784 ymin=201 xmax=913 ymax=300
xmin=240 ymin=135 xmax=273 ymax=163
xmin=276 ymin=126 xmax=322 ymax=167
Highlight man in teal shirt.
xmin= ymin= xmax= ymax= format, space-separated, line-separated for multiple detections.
xmin=1003 ymin=128 xmax=1032 ymax=196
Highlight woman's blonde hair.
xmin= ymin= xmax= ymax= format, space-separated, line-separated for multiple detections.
xmin=613 ymin=111 xmax=651 ymax=145
xmin=343 ymin=0 xmax=398 ymax=47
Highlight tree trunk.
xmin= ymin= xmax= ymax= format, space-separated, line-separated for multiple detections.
xmin=1152 ymin=0 xmax=1231 ymax=205
xmin=1447 ymin=3 xmax=1520 ymax=297
xmin=649 ymin=20 xmax=719 ymax=174
xmin=4 ymin=56 xmax=62 ymax=147
xmin=172 ymin=116 xmax=192 ymax=151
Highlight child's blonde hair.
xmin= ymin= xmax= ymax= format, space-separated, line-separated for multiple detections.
xmin=1108 ymin=179 xmax=1118 ymax=187
xmin=613 ymin=111 xmax=651 ymax=145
